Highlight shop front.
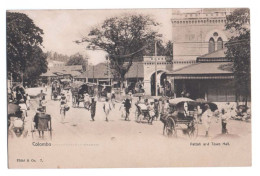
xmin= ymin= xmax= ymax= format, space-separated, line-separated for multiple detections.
xmin=167 ymin=61 xmax=236 ymax=102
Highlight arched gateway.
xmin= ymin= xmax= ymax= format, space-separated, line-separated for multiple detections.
xmin=142 ymin=56 xmax=173 ymax=96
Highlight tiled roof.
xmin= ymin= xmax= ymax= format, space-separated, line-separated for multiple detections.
xmin=41 ymin=65 xmax=82 ymax=77
xmin=50 ymin=65 xmax=82 ymax=72
xmin=168 ymin=62 xmax=233 ymax=75
xmin=197 ymin=48 xmax=227 ymax=59
xmin=87 ymin=63 xmax=111 ymax=79
xmin=40 ymin=71 xmax=56 ymax=77
xmin=125 ymin=62 xmax=144 ymax=78
xmin=87 ymin=62 xmax=144 ymax=79
xmin=75 ymin=71 xmax=88 ymax=78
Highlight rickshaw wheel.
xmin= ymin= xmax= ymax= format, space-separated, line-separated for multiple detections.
xmin=166 ymin=118 xmax=176 ymax=137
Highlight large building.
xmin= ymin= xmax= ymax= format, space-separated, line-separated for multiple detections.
xmin=40 ymin=65 xmax=83 ymax=84
xmin=172 ymin=8 xmax=232 ymax=62
xmin=141 ymin=9 xmax=235 ymax=99
xmin=41 ymin=9 xmax=241 ymax=102
xmin=166 ymin=8 xmax=237 ymax=102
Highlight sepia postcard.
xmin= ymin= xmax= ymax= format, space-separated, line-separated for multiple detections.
xmin=7 ymin=8 xmax=251 ymax=168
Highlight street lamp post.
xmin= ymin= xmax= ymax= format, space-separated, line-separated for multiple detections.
xmin=93 ymin=65 xmax=94 ymax=83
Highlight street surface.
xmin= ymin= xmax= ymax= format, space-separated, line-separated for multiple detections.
xmin=8 ymin=87 xmax=251 ymax=168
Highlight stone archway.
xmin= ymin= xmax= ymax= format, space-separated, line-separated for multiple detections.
xmin=150 ymin=70 xmax=167 ymax=96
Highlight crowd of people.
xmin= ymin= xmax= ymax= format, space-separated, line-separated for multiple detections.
xmin=7 ymin=80 xmax=251 ymax=139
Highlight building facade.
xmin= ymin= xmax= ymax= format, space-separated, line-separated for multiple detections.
xmin=165 ymin=9 xmax=237 ymax=102
xmin=172 ymin=8 xmax=232 ymax=62
xmin=142 ymin=56 xmax=173 ymax=96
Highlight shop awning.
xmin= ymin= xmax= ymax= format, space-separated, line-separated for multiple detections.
xmin=167 ymin=62 xmax=234 ymax=79
xmin=172 ymin=75 xmax=234 ymax=79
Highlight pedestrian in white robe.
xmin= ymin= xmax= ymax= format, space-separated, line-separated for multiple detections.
xmin=201 ymin=104 xmax=213 ymax=137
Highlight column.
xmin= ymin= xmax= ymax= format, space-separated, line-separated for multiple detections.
xmin=143 ymin=79 xmax=151 ymax=95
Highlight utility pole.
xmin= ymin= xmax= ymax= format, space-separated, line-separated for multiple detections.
xmin=92 ymin=65 xmax=94 ymax=83
xmin=155 ymin=41 xmax=158 ymax=97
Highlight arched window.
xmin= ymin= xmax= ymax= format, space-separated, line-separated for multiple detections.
xmin=217 ymin=37 xmax=223 ymax=50
xmin=209 ymin=38 xmax=215 ymax=53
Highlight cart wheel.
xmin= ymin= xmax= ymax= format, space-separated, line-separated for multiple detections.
xmin=166 ymin=118 xmax=176 ymax=137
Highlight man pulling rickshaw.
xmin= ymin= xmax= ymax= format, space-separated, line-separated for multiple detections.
xmin=32 ymin=106 xmax=52 ymax=139
xmin=135 ymin=96 xmax=155 ymax=124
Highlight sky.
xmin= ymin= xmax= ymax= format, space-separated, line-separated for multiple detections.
xmin=14 ymin=9 xmax=175 ymax=65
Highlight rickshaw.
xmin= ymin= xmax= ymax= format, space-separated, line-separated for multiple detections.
xmin=71 ymin=82 xmax=92 ymax=108
xmin=134 ymin=81 xmax=145 ymax=94
xmin=51 ymin=80 xmax=61 ymax=100
xmin=234 ymin=105 xmax=251 ymax=121
xmin=8 ymin=103 xmax=27 ymax=138
xmin=163 ymin=98 xmax=218 ymax=138
xmin=135 ymin=95 xmax=155 ymax=124
xmin=12 ymin=84 xmax=26 ymax=103
xmin=60 ymin=78 xmax=71 ymax=90
xmin=100 ymin=85 xmax=112 ymax=98
xmin=31 ymin=107 xmax=52 ymax=140
xmin=162 ymin=98 xmax=199 ymax=138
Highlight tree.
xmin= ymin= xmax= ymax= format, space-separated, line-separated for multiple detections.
xmin=48 ymin=51 xmax=70 ymax=62
xmin=78 ymin=14 xmax=161 ymax=87
xmin=164 ymin=41 xmax=173 ymax=57
xmin=225 ymin=8 xmax=250 ymax=105
xmin=66 ymin=53 xmax=88 ymax=71
xmin=23 ymin=47 xmax=48 ymax=85
xmin=144 ymin=40 xmax=173 ymax=57
xmin=7 ymin=12 xmax=47 ymax=85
